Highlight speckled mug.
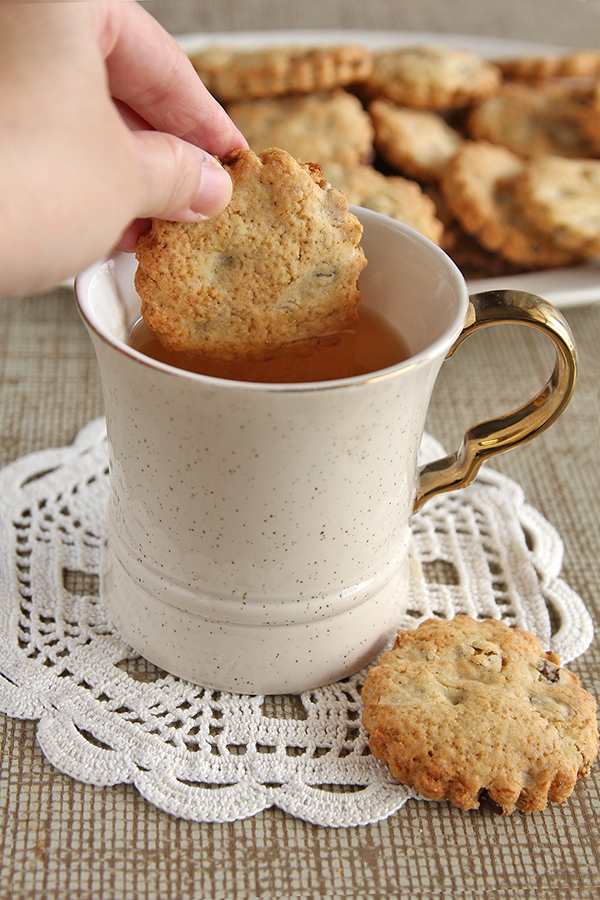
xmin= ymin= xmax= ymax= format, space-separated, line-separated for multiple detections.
xmin=75 ymin=209 xmax=577 ymax=693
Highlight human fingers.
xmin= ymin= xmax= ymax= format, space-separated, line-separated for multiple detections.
xmin=98 ymin=1 xmax=247 ymax=158
xmin=114 ymin=136 xmax=232 ymax=254
xmin=128 ymin=127 xmax=233 ymax=224
xmin=116 ymin=220 xmax=151 ymax=254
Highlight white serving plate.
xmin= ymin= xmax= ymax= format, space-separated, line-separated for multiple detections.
xmin=178 ymin=29 xmax=600 ymax=310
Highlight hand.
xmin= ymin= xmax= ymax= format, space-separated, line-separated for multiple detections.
xmin=0 ymin=1 xmax=247 ymax=297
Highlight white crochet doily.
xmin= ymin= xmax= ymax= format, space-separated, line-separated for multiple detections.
xmin=0 ymin=419 xmax=593 ymax=826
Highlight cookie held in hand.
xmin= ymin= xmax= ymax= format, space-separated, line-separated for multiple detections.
xmin=134 ymin=147 xmax=367 ymax=360
xmin=361 ymin=615 xmax=599 ymax=814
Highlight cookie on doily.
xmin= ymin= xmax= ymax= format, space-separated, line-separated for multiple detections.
xmin=135 ymin=147 xmax=366 ymax=359
xmin=361 ymin=615 xmax=599 ymax=814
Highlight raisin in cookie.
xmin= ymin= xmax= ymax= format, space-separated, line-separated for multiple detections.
xmin=189 ymin=44 xmax=373 ymax=103
xmin=362 ymin=615 xmax=599 ymax=814
xmin=227 ymin=91 xmax=374 ymax=168
xmin=134 ymin=148 xmax=367 ymax=359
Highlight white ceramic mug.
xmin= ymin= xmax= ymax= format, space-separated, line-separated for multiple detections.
xmin=75 ymin=209 xmax=577 ymax=694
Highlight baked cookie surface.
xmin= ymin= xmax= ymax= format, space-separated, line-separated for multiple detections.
xmin=361 ymin=615 xmax=599 ymax=814
xmin=227 ymin=90 xmax=374 ymax=168
xmin=361 ymin=45 xmax=501 ymax=109
xmin=424 ymin=185 xmax=527 ymax=278
xmin=323 ymin=163 xmax=444 ymax=244
xmin=467 ymin=82 xmax=599 ymax=159
xmin=134 ymin=148 xmax=366 ymax=359
xmin=516 ymin=155 xmax=600 ymax=257
xmin=369 ymin=99 xmax=463 ymax=182
xmin=440 ymin=141 xmax=581 ymax=268
xmin=496 ymin=49 xmax=600 ymax=82
xmin=189 ymin=43 xmax=373 ymax=102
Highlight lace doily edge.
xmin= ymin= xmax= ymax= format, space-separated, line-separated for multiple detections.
xmin=0 ymin=418 xmax=595 ymax=826
xmin=31 ymin=705 xmax=418 ymax=827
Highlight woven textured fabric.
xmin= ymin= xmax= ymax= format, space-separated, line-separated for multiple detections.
xmin=145 ymin=0 xmax=600 ymax=47
xmin=1 ymin=2 xmax=600 ymax=893
xmin=0 ymin=419 xmax=592 ymax=826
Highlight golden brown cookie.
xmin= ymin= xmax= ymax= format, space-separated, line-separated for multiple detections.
xmin=423 ymin=185 xmax=526 ymax=278
xmin=360 ymin=45 xmax=501 ymax=110
xmin=515 ymin=155 xmax=600 ymax=258
xmin=467 ymin=82 xmax=600 ymax=159
xmin=189 ymin=43 xmax=373 ymax=102
xmin=444 ymin=224 xmax=529 ymax=279
xmin=579 ymin=81 xmax=600 ymax=152
xmin=440 ymin=141 xmax=581 ymax=268
xmin=368 ymin=99 xmax=463 ymax=182
xmin=362 ymin=615 xmax=599 ymax=814
xmin=134 ymin=148 xmax=367 ymax=359
xmin=227 ymin=90 xmax=374 ymax=168
xmin=496 ymin=49 xmax=600 ymax=82
xmin=323 ymin=163 xmax=444 ymax=244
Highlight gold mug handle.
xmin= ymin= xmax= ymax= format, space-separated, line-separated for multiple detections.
xmin=415 ymin=289 xmax=578 ymax=511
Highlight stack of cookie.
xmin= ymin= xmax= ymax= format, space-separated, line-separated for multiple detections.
xmin=190 ymin=41 xmax=600 ymax=277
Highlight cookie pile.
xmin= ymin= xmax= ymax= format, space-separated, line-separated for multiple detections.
xmin=190 ymin=42 xmax=600 ymax=277
xmin=361 ymin=615 xmax=599 ymax=815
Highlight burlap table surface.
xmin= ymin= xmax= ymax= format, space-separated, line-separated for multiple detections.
xmin=1 ymin=2 xmax=599 ymax=897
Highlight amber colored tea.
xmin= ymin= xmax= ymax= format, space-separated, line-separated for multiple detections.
xmin=128 ymin=308 xmax=411 ymax=384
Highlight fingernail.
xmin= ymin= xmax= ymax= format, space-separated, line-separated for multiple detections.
xmin=190 ymin=156 xmax=232 ymax=218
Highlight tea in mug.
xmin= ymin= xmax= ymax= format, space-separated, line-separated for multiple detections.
xmin=128 ymin=307 xmax=411 ymax=384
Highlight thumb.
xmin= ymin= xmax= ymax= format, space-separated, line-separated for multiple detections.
xmin=129 ymin=128 xmax=234 ymax=222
